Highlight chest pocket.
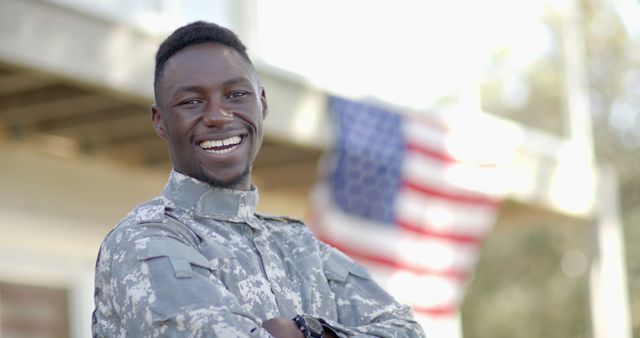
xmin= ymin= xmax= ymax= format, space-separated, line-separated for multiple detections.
xmin=137 ymin=238 xmax=214 ymax=278
xmin=323 ymin=248 xmax=401 ymax=326
xmin=135 ymin=238 xmax=238 ymax=321
xmin=323 ymin=248 xmax=371 ymax=283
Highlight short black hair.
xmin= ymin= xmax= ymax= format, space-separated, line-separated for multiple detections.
xmin=153 ymin=21 xmax=253 ymax=97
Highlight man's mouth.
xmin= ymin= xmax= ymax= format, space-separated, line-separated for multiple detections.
xmin=198 ymin=135 xmax=243 ymax=154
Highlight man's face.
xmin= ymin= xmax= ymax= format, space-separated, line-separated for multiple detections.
xmin=152 ymin=43 xmax=267 ymax=190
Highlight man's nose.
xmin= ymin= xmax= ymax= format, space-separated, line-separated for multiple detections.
xmin=202 ymin=102 xmax=234 ymax=127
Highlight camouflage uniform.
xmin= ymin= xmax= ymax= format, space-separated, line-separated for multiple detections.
xmin=92 ymin=171 xmax=425 ymax=338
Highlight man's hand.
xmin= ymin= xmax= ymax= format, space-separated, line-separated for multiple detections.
xmin=261 ymin=318 xmax=338 ymax=338
xmin=261 ymin=318 xmax=304 ymax=338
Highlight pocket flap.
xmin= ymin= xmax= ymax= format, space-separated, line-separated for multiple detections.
xmin=324 ymin=248 xmax=371 ymax=282
xmin=200 ymin=240 xmax=233 ymax=260
xmin=136 ymin=238 xmax=212 ymax=270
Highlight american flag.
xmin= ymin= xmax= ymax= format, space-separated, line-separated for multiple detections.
xmin=312 ymin=96 xmax=505 ymax=336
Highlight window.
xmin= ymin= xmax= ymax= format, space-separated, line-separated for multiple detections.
xmin=0 ymin=282 xmax=69 ymax=338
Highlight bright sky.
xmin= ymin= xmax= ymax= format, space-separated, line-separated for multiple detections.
xmin=255 ymin=0 xmax=555 ymax=111
xmin=52 ymin=0 xmax=557 ymax=112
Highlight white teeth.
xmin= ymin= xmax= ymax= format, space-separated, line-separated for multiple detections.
xmin=199 ymin=136 xmax=242 ymax=150
xmin=205 ymin=147 xmax=236 ymax=154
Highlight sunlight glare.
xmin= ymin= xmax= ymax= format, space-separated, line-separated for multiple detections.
xmin=256 ymin=0 xmax=554 ymax=110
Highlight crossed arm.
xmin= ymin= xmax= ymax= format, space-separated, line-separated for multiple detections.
xmin=92 ymin=230 xmax=424 ymax=338
xmin=262 ymin=318 xmax=338 ymax=338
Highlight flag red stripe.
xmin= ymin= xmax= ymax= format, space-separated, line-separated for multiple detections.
xmin=319 ymin=235 xmax=468 ymax=281
xmin=395 ymin=219 xmax=484 ymax=245
xmin=406 ymin=141 xmax=457 ymax=164
xmin=412 ymin=304 xmax=457 ymax=317
xmin=402 ymin=180 xmax=500 ymax=207
xmin=406 ymin=141 xmax=498 ymax=168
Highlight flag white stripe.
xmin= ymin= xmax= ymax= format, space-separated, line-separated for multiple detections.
xmin=317 ymin=188 xmax=480 ymax=273
xmin=405 ymin=116 xmax=514 ymax=166
xmin=404 ymin=120 xmax=449 ymax=155
xmin=395 ymin=189 xmax=498 ymax=237
xmin=366 ymin=264 xmax=465 ymax=308
xmin=404 ymin=150 xmax=508 ymax=199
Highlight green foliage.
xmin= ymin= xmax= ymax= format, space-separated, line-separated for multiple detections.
xmin=462 ymin=203 xmax=590 ymax=338
xmin=466 ymin=0 xmax=640 ymax=335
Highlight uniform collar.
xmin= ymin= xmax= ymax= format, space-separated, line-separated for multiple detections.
xmin=162 ymin=170 xmax=259 ymax=223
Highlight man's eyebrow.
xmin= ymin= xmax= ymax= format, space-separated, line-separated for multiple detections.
xmin=171 ymin=77 xmax=254 ymax=97
xmin=171 ymin=85 xmax=204 ymax=97
xmin=222 ymin=77 xmax=254 ymax=87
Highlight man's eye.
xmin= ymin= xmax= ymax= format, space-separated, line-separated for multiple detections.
xmin=226 ymin=91 xmax=248 ymax=99
xmin=180 ymin=99 xmax=202 ymax=106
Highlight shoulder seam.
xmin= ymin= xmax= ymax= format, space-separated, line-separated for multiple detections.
xmin=255 ymin=212 xmax=305 ymax=225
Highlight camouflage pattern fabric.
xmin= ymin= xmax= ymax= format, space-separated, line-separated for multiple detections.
xmin=92 ymin=170 xmax=425 ymax=338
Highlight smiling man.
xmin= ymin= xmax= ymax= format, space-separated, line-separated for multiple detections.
xmin=92 ymin=21 xmax=425 ymax=338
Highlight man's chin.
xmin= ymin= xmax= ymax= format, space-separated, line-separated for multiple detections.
xmin=201 ymin=169 xmax=251 ymax=190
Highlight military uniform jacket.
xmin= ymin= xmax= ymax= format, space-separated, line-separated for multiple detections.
xmin=92 ymin=171 xmax=425 ymax=338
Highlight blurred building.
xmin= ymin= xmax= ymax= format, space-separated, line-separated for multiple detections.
xmin=0 ymin=0 xmax=631 ymax=337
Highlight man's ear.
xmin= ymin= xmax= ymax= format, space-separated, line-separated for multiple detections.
xmin=260 ymin=87 xmax=268 ymax=119
xmin=151 ymin=104 xmax=168 ymax=140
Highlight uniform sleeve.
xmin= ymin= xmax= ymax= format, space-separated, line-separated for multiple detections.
xmin=93 ymin=229 xmax=274 ymax=338
xmin=317 ymin=242 xmax=426 ymax=338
